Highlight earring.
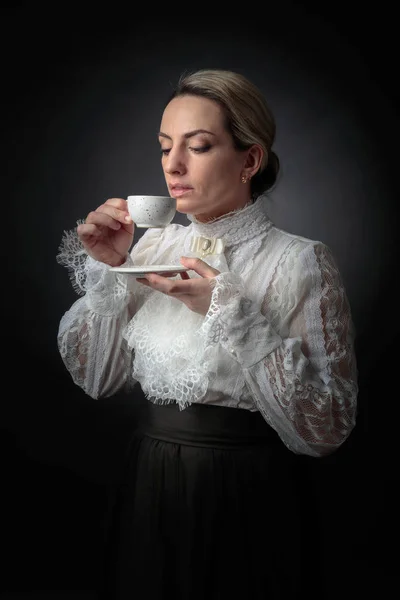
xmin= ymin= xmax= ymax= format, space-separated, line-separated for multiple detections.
xmin=241 ymin=175 xmax=247 ymax=183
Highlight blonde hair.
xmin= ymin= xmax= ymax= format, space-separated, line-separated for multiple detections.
xmin=167 ymin=69 xmax=280 ymax=198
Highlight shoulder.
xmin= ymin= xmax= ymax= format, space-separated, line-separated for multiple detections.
xmin=267 ymin=224 xmax=328 ymax=256
xmin=270 ymin=224 xmax=321 ymax=248
xmin=266 ymin=225 xmax=339 ymax=274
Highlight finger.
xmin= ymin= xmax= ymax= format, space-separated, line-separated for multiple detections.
xmin=136 ymin=277 xmax=150 ymax=286
xmin=136 ymin=273 xmax=182 ymax=287
xmin=77 ymin=222 xmax=104 ymax=239
xmin=180 ymin=256 xmax=220 ymax=278
xmin=104 ymin=198 xmax=129 ymax=211
xmin=137 ymin=272 xmax=188 ymax=288
xmin=144 ymin=274 xmax=201 ymax=296
xmin=97 ymin=203 xmax=133 ymax=225
xmin=105 ymin=198 xmax=134 ymax=228
xmin=158 ymin=272 xmax=181 ymax=278
xmin=85 ymin=210 xmax=123 ymax=231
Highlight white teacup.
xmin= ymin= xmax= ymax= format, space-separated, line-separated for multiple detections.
xmin=127 ymin=195 xmax=176 ymax=228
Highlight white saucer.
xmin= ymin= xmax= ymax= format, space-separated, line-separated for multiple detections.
xmin=109 ymin=265 xmax=188 ymax=277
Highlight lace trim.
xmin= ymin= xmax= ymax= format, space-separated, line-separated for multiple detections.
xmin=56 ymin=220 xmax=88 ymax=295
xmin=123 ymin=291 xmax=215 ymax=409
xmin=201 ymin=272 xmax=243 ymax=345
xmin=189 ymin=196 xmax=272 ymax=249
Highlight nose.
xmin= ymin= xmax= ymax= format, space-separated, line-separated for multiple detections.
xmin=163 ymin=147 xmax=187 ymax=175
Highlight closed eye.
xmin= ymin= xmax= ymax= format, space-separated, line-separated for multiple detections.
xmin=160 ymin=145 xmax=211 ymax=156
xmin=190 ymin=145 xmax=211 ymax=153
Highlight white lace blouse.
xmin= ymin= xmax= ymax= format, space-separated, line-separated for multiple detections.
xmin=57 ymin=197 xmax=358 ymax=457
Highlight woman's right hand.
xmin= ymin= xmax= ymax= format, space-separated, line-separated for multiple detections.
xmin=77 ymin=198 xmax=135 ymax=267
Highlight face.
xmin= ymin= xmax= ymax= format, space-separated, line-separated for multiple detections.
xmin=158 ymin=95 xmax=258 ymax=222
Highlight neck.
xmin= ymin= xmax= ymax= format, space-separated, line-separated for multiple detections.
xmin=193 ymin=197 xmax=253 ymax=224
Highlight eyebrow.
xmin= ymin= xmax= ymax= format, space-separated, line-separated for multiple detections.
xmin=158 ymin=129 xmax=216 ymax=140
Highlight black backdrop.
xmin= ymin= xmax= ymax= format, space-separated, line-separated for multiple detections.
xmin=3 ymin=3 xmax=399 ymax=598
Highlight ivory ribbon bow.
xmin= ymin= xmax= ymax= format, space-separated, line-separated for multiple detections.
xmin=189 ymin=236 xmax=225 ymax=258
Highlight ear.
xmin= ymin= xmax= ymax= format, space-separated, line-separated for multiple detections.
xmin=242 ymin=144 xmax=264 ymax=180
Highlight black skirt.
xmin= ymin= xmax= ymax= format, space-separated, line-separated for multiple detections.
xmin=101 ymin=401 xmax=308 ymax=600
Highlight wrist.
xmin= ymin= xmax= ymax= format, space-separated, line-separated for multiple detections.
xmin=109 ymin=254 xmax=128 ymax=267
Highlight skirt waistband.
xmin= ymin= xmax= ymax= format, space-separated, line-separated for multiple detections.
xmin=138 ymin=401 xmax=281 ymax=449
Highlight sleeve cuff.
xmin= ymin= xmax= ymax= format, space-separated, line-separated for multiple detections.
xmin=202 ymin=272 xmax=282 ymax=368
xmin=85 ymin=255 xmax=135 ymax=316
xmin=56 ymin=221 xmax=133 ymax=299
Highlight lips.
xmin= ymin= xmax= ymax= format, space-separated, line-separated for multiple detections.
xmin=170 ymin=184 xmax=193 ymax=192
xmin=169 ymin=184 xmax=194 ymax=198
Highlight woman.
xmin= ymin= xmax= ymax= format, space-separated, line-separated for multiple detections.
xmin=57 ymin=69 xmax=358 ymax=599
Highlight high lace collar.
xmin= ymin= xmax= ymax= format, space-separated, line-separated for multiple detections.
xmin=186 ymin=196 xmax=272 ymax=247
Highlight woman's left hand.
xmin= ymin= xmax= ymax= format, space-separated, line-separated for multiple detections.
xmin=136 ymin=256 xmax=220 ymax=316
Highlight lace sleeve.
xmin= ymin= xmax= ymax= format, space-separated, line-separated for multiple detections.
xmin=56 ymin=223 xmax=165 ymax=399
xmin=57 ymin=297 xmax=135 ymax=398
xmin=202 ymin=242 xmax=358 ymax=457
xmin=56 ymin=232 xmax=137 ymax=398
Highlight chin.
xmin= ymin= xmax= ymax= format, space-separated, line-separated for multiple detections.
xmin=175 ymin=198 xmax=197 ymax=215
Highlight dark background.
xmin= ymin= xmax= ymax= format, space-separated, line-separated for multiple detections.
xmin=3 ymin=2 xmax=398 ymax=598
